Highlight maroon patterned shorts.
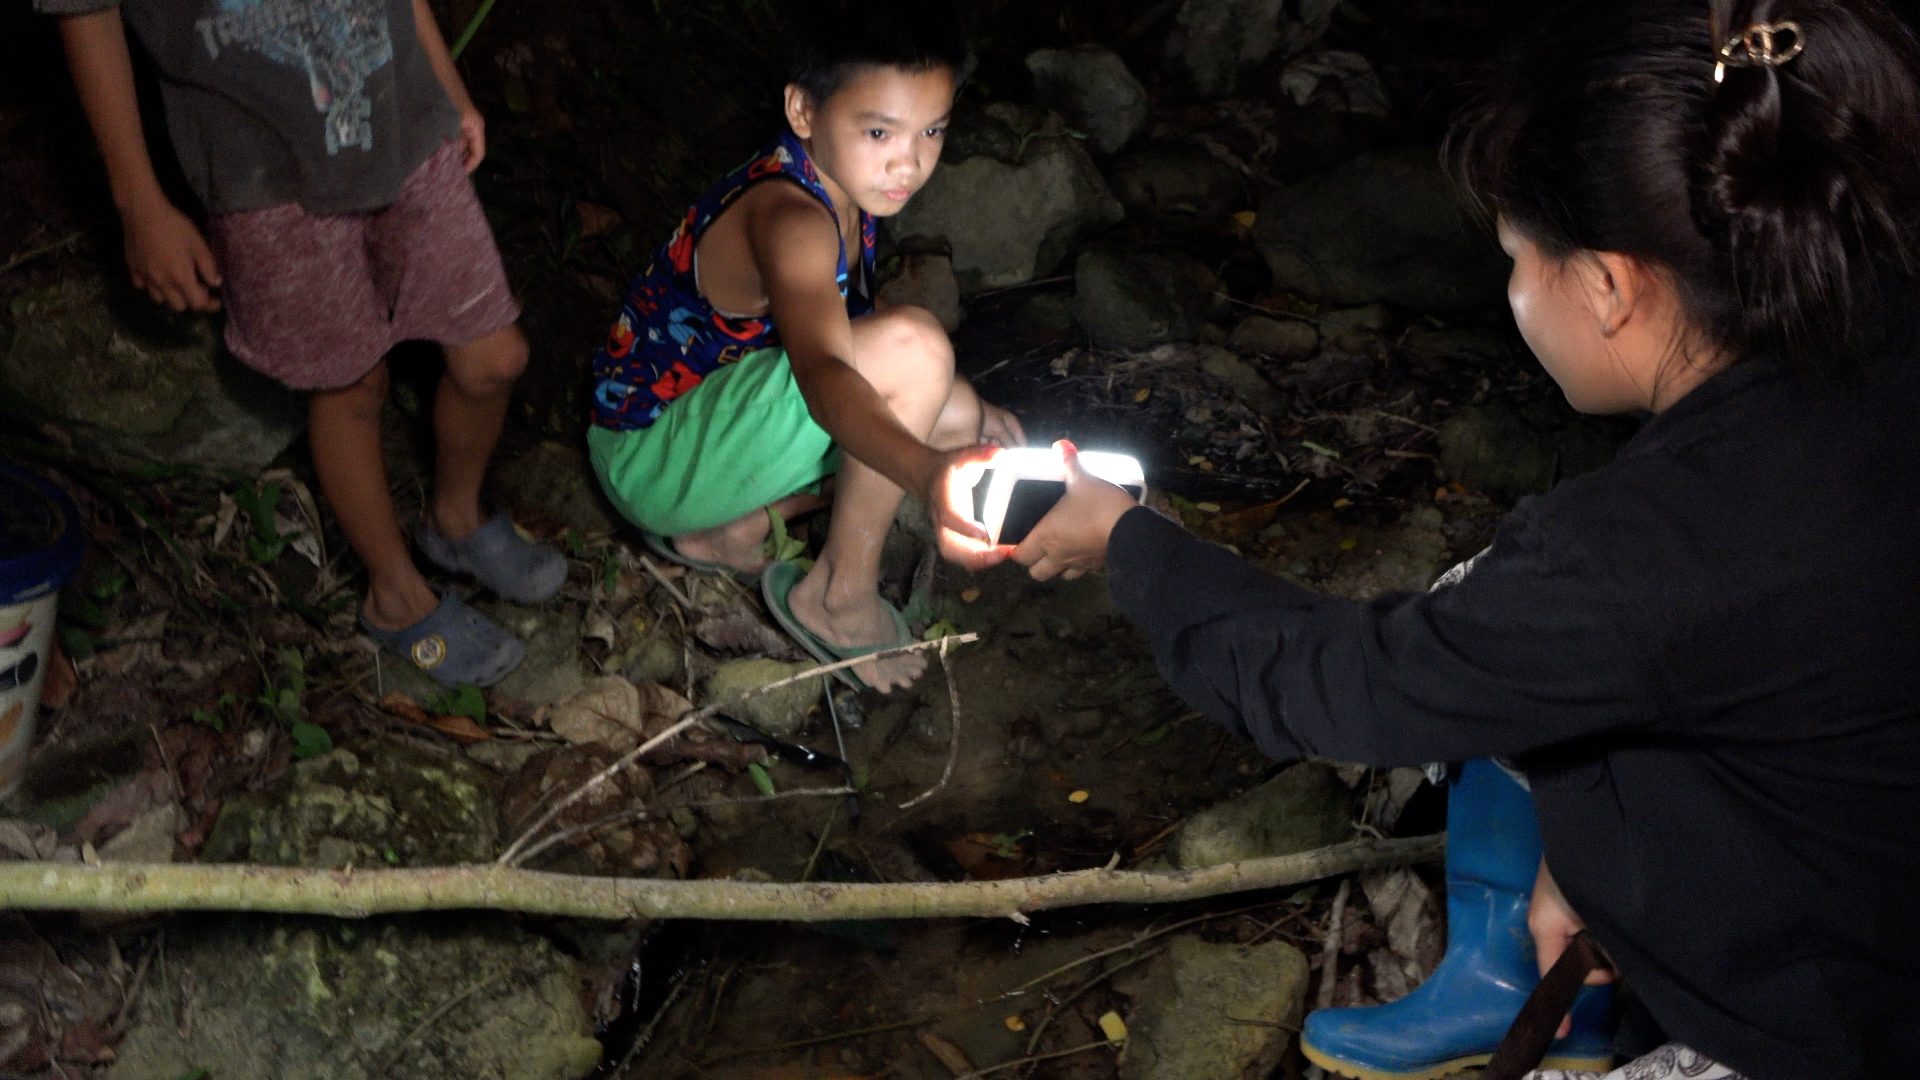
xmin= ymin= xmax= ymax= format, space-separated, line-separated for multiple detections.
xmin=207 ymin=141 xmax=522 ymax=390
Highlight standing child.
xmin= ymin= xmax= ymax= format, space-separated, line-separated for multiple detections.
xmin=1013 ymin=1 xmax=1920 ymax=1077
xmin=43 ymin=0 xmax=565 ymax=687
xmin=588 ymin=1 xmax=1021 ymax=694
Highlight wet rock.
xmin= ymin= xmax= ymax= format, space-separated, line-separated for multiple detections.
xmin=96 ymin=802 xmax=183 ymax=863
xmin=1105 ymin=140 xmax=1248 ymax=224
xmin=1400 ymin=325 xmax=1517 ymax=374
xmin=893 ymin=130 xmax=1123 ymax=293
xmin=492 ymin=603 xmax=590 ymax=707
xmin=1017 ymin=291 xmax=1079 ymax=339
xmin=1437 ymin=401 xmax=1628 ymax=496
xmin=705 ymin=658 xmax=822 ymax=738
xmin=1074 ymin=249 xmax=1222 ymax=349
xmin=1 ymin=278 xmax=303 ymax=471
xmin=878 ymin=252 xmax=964 ymax=332
xmin=201 ymin=742 xmax=498 ymax=867
xmin=1163 ymin=0 xmax=1287 ymax=98
xmin=105 ymin=914 xmax=600 ymax=1080
xmin=493 ymin=440 xmax=619 ymax=539
xmin=1025 ymin=46 xmax=1149 ymax=155
xmin=1119 ymin=935 xmax=1309 ymax=1079
xmin=621 ymin=633 xmax=684 ymax=686
xmin=1198 ymin=346 xmax=1286 ymax=417
xmin=1279 ymin=49 xmax=1393 ymax=118
xmin=1320 ymin=303 xmax=1396 ymax=352
xmin=1253 ymin=147 xmax=1507 ymax=311
xmin=1169 ymin=761 xmax=1354 ymax=869
xmin=1229 ymin=315 xmax=1318 ymax=361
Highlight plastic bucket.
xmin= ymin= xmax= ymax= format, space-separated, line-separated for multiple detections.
xmin=0 ymin=464 xmax=85 ymax=800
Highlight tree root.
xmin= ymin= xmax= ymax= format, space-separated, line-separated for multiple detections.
xmin=0 ymin=835 xmax=1440 ymax=922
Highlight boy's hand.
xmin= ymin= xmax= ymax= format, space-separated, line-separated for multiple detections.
xmin=456 ymin=104 xmax=486 ymax=173
xmin=930 ymin=444 xmax=1011 ymax=572
xmin=1528 ymin=858 xmax=1614 ymax=1039
xmin=124 ymin=199 xmax=221 ymax=312
xmin=1012 ymin=441 xmax=1139 ymax=581
xmin=981 ymin=401 xmax=1025 ymax=448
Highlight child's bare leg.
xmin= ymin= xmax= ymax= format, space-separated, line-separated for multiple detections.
xmin=309 ymin=360 xmax=437 ymax=630
xmin=672 ymin=491 xmax=826 ymax=572
xmin=786 ymin=307 xmax=983 ymax=692
xmin=429 ymin=324 xmax=528 ymax=540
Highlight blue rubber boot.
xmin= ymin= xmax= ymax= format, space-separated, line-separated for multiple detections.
xmin=1300 ymin=760 xmax=1616 ymax=1079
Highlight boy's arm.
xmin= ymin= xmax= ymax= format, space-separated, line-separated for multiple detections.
xmin=411 ymin=0 xmax=484 ymax=173
xmin=748 ymin=187 xmax=997 ymax=564
xmin=56 ymin=9 xmax=221 ymax=312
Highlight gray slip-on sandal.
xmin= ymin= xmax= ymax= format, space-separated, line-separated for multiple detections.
xmin=360 ymin=593 xmax=525 ymax=688
xmin=418 ymin=513 xmax=567 ymax=604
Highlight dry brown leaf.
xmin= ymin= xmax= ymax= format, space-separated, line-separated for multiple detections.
xmin=376 ymin=691 xmax=434 ymax=727
xmin=915 ymin=1030 xmax=974 ymax=1076
xmin=425 ymin=715 xmax=491 ymax=745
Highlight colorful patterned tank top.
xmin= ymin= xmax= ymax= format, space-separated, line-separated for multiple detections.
xmin=589 ymin=131 xmax=878 ymax=431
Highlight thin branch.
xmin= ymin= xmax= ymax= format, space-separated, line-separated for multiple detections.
xmin=637 ymin=554 xmax=695 ymax=611
xmin=960 ymin=1037 xmax=1116 ymax=1079
xmin=898 ymin=638 xmax=962 ymax=810
xmin=497 ymin=633 xmax=980 ymax=865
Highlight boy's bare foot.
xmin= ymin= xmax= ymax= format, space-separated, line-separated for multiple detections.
xmin=361 ymin=577 xmax=440 ymax=632
xmin=785 ymin=569 xmax=925 ymax=693
xmin=671 ymin=509 xmax=773 ymax=575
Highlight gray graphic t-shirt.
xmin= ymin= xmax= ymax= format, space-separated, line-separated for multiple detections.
xmin=39 ymin=0 xmax=461 ymax=215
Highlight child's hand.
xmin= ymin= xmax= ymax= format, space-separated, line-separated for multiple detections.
xmin=456 ymin=104 xmax=486 ymax=173
xmin=1012 ymin=441 xmax=1139 ymax=581
xmin=981 ymin=401 xmax=1025 ymax=447
xmin=124 ymin=198 xmax=221 ymax=312
xmin=930 ymin=445 xmax=1012 ymax=572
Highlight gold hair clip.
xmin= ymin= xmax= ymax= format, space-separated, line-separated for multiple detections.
xmin=1714 ymin=20 xmax=1805 ymax=84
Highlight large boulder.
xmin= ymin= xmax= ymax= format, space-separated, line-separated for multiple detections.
xmin=1163 ymin=0 xmax=1287 ymax=98
xmin=1105 ymin=139 xmax=1248 ymax=224
xmin=201 ymin=742 xmax=499 ymax=868
xmin=1119 ymin=936 xmax=1310 ymax=1079
xmin=1025 ymin=46 xmax=1149 ymax=156
xmin=1074 ymin=249 xmax=1222 ymax=350
xmin=877 ymin=251 xmax=964 ymax=332
xmin=1 ymin=278 xmax=302 ymax=471
xmin=1252 ymin=147 xmax=1507 ymax=312
xmin=105 ymin=914 xmax=600 ymax=1080
xmin=1169 ymin=761 xmax=1354 ymax=869
xmin=893 ymin=117 xmax=1124 ymax=294
xmin=1437 ymin=400 xmax=1629 ymax=496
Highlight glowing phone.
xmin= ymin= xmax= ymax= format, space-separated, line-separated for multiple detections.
xmin=971 ymin=447 xmax=1146 ymax=546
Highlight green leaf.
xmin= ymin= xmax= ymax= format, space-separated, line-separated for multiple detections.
xmin=746 ymin=761 xmax=777 ymax=797
xmin=921 ymin=618 xmax=962 ymax=642
xmin=171 ymin=1070 xmax=211 ymax=1080
xmin=57 ymin=625 xmax=96 ymax=660
xmin=428 ymin=685 xmax=487 ymax=722
xmin=1300 ymin=440 xmax=1343 ymax=460
xmin=289 ymin=721 xmax=333 ymax=760
xmin=189 ymin=708 xmax=226 ymax=733
xmin=763 ymin=509 xmax=807 ymax=563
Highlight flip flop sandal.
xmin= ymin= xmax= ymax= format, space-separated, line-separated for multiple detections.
xmin=360 ymin=593 xmax=525 ymax=688
xmin=418 ymin=513 xmax=567 ymax=605
xmin=639 ymin=530 xmax=770 ymax=584
xmin=760 ymin=560 xmax=912 ymax=694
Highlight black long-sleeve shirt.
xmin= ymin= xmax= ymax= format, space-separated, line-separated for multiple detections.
xmin=1108 ymin=345 xmax=1920 ymax=1079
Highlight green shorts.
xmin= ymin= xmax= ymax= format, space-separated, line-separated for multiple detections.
xmin=588 ymin=347 xmax=840 ymax=536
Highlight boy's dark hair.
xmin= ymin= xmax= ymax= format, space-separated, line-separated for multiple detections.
xmin=1446 ymin=0 xmax=1920 ymax=372
xmin=782 ymin=0 xmax=973 ymax=106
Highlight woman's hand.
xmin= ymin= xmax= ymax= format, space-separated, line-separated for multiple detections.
xmin=1011 ymin=441 xmax=1139 ymax=581
xmin=1529 ymin=858 xmax=1614 ymax=1039
xmin=456 ymin=103 xmax=486 ymax=173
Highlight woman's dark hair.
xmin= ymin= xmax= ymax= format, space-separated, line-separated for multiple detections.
xmin=1446 ymin=0 xmax=1920 ymax=372
xmin=782 ymin=1 xmax=973 ymax=106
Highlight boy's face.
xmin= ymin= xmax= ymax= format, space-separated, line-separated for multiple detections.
xmin=787 ymin=64 xmax=956 ymax=219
